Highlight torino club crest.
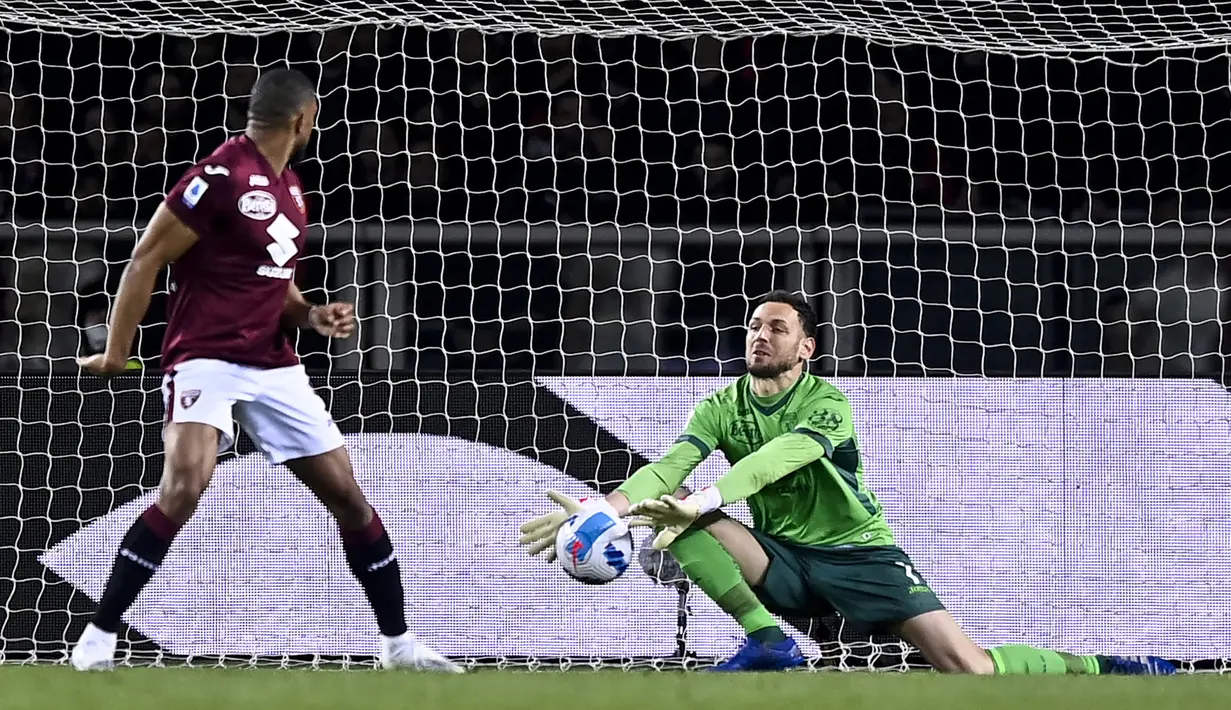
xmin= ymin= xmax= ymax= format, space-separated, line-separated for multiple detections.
xmin=288 ymin=185 xmax=306 ymax=214
xmin=179 ymin=389 xmax=201 ymax=409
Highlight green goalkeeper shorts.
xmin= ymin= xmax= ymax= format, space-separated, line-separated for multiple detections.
xmin=748 ymin=529 xmax=945 ymax=633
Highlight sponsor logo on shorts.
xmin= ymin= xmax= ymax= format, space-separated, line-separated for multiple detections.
xmin=237 ymin=190 xmax=278 ymax=221
xmin=256 ymin=265 xmax=294 ymax=279
xmin=180 ymin=390 xmax=201 ymax=409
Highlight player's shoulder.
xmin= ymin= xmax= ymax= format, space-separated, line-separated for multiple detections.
xmin=702 ymin=376 xmax=745 ymax=409
xmin=184 ymin=136 xmax=275 ymax=190
xmin=795 ymin=372 xmax=850 ymax=407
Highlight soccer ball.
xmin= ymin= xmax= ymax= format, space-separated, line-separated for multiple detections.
xmin=555 ymin=506 xmax=633 ymax=584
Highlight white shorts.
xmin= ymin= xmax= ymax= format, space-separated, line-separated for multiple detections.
xmin=162 ymin=358 xmax=345 ymax=464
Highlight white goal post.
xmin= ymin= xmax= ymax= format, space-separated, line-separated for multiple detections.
xmin=1 ymin=0 xmax=1230 ymax=674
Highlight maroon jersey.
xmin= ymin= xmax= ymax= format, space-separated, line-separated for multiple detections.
xmin=161 ymin=135 xmax=310 ymax=370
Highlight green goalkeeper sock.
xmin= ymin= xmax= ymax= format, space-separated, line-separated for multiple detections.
xmin=668 ymin=528 xmax=781 ymax=638
xmin=987 ymin=645 xmax=1102 ymax=675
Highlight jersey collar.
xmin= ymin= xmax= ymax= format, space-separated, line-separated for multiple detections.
xmin=238 ymin=134 xmax=281 ymax=183
xmin=746 ymin=371 xmax=806 ymax=417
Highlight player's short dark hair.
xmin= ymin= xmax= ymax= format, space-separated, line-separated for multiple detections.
xmin=754 ymin=290 xmax=818 ymax=339
xmin=247 ymin=68 xmax=316 ymax=129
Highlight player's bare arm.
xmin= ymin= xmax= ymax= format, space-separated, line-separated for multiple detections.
xmin=77 ymin=205 xmax=199 ymax=377
xmin=281 ymin=281 xmax=314 ymax=329
xmin=282 ymin=282 xmax=356 ymax=338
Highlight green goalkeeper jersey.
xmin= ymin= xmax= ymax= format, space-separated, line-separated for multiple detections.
xmin=617 ymin=372 xmax=895 ymax=548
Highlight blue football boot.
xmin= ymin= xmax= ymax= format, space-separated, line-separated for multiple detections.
xmin=1103 ymin=655 xmax=1178 ymax=676
xmin=707 ymin=636 xmax=806 ymax=672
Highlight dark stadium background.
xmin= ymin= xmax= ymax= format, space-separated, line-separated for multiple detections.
xmin=0 ymin=15 xmax=1229 ymax=670
xmin=0 ymin=25 xmax=1226 ymax=377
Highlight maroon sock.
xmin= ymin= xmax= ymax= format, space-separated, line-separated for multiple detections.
xmin=91 ymin=505 xmax=181 ymax=633
xmin=341 ymin=510 xmax=407 ymax=637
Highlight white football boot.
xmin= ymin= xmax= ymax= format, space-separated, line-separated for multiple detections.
xmin=70 ymin=623 xmax=117 ymax=671
xmin=380 ymin=633 xmax=465 ymax=673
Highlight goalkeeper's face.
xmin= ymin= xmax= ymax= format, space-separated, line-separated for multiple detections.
xmin=745 ymin=301 xmax=815 ymax=379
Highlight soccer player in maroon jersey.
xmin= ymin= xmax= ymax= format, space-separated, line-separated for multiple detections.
xmin=72 ymin=69 xmax=461 ymax=673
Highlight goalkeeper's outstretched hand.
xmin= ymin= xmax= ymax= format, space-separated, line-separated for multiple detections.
xmin=517 ymin=490 xmax=588 ymax=562
xmin=626 ymin=495 xmax=701 ymax=550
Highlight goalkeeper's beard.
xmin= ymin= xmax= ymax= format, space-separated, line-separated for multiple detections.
xmin=747 ymin=354 xmax=801 ymax=379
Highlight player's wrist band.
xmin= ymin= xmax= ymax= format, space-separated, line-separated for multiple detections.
xmin=688 ymin=486 xmax=724 ymax=515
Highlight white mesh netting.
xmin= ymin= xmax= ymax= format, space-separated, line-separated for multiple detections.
xmin=1 ymin=0 xmax=1229 ymax=674
xmin=3 ymin=1 xmax=1231 ymax=52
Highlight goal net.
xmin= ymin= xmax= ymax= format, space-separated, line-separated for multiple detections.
xmin=2 ymin=0 xmax=1230 ymax=673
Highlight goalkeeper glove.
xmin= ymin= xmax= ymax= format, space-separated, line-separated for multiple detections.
xmin=518 ymin=490 xmax=619 ymax=563
xmin=626 ymin=494 xmax=703 ymax=550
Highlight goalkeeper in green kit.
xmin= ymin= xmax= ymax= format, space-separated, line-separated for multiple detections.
xmin=519 ymin=290 xmax=1176 ymax=675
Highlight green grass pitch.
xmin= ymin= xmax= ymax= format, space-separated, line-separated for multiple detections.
xmin=0 ymin=667 xmax=1225 ymax=710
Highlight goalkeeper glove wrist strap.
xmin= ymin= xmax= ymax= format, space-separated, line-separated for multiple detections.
xmin=687 ymin=486 xmax=724 ymax=515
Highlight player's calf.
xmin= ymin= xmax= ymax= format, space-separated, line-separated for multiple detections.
xmin=658 ymin=521 xmax=799 ymax=670
xmin=900 ymin=613 xmax=1176 ymax=676
xmin=337 ymin=509 xmax=406 ymax=634
xmin=286 ymin=448 xmax=462 ymax=672
xmin=287 ymin=450 xmax=407 ymax=636
xmin=73 ymin=422 xmax=218 ymax=670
